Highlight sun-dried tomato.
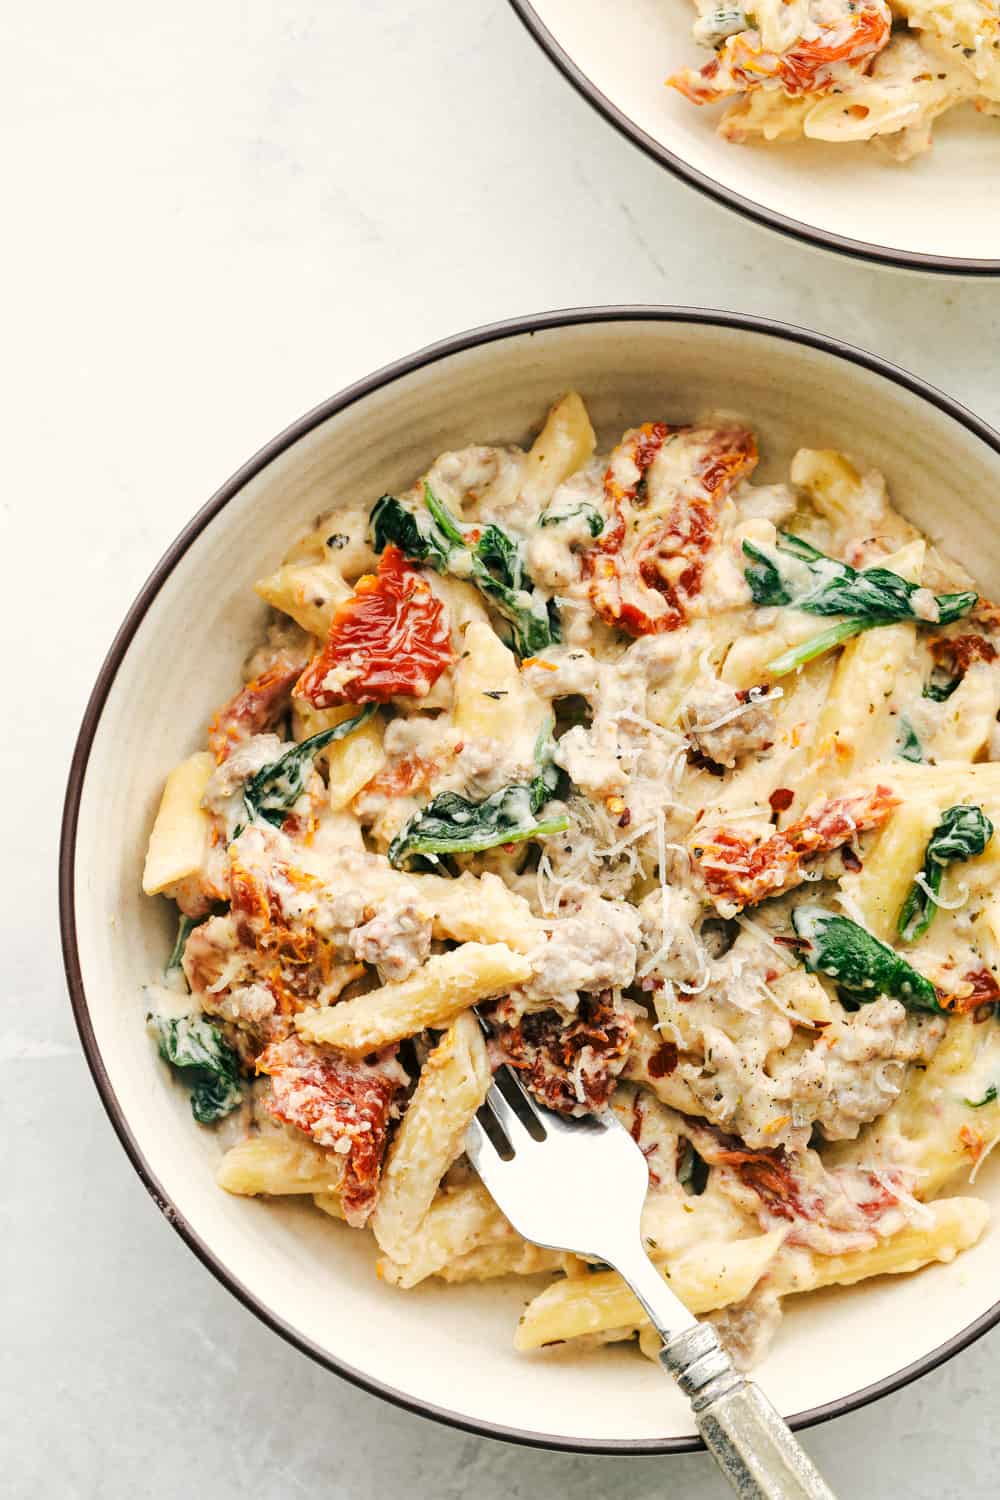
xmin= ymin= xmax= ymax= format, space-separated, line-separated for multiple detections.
xmin=296 ymin=546 xmax=453 ymax=707
xmin=257 ymin=1036 xmax=406 ymax=1225
xmin=486 ymin=992 xmax=635 ymax=1116
xmin=940 ymin=966 xmax=1000 ymax=1014
xmin=693 ymin=784 xmax=897 ymax=912
xmin=585 ymin=425 xmax=758 ymax=636
xmin=361 ymin=752 xmax=438 ymax=801
xmin=228 ymin=841 xmax=341 ymax=1013
xmin=776 ymin=8 xmax=890 ymax=93
xmin=670 ymin=6 xmax=890 ymax=103
xmin=930 ymin=633 xmax=997 ymax=677
xmin=647 ymin=1041 xmax=679 ymax=1079
xmin=208 ymin=654 xmax=306 ymax=763
xmin=960 ymin=1123 xmax=985 ymax=1164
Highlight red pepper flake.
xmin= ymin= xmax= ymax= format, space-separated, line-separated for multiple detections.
xmin=769 ymin=787 xmax=794 ymax=814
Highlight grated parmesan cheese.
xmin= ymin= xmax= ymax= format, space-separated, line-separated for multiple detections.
xmin=696 ymin=686 xmax=784 ymax=734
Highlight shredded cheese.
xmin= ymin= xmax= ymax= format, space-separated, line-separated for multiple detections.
xmin=913 ymin=873 xmax=969 ymax=912
xmin=969 ymin=1125 xmax=1000 ymax=1184
xmin=696 ymin=686 xmax=784 ymax=734
xmin=867 ymin=1168 xmax=935 ymax=1226
xmin=737 ymin=914 xmax=795 ymax=971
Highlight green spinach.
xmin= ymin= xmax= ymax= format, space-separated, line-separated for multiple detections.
xmin=388 ymin=729 xmax=569 ymax=868
xmin=895 ymin=716 xmax=923 ymax=765
xmin=242 ymin=707 xmax=375 ymax=829
xmin=538 ymin=501 xmax=605 ymax=537
xmin=742 ymin=533 xmax=976 ymax=676
xmin=371 ymin=487 xmax=558 ymax=657
xmin=923 ymin=670 xmax=960 ymax=703
xmin=791 ymin=906 xmax=943 ymax=1014
xmin=165 ymin=914 xmax=206 ymax=979
xmin=897 ymin=804 xmax=993 ymax=943
xmin=148 ymin=1014 xmax=244 ymax=1123
xmin=677 ymin=1140 xmax=709 ymax=1196
xmin=966 ymin=1083 xmax=998 ymax=1109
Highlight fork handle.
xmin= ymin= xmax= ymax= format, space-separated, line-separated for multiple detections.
xmin=659 ymin=1325 xmax=837 ymax=1500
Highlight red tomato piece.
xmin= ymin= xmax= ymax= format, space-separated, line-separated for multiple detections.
xmin=711 ymin=1143 xmax=809 ymax=1222
xmin=361 ymin=751 xmax=438 ymax=800
xmin=486 ymin=991 xmax=635 ymax=1116
xmin=228 ymin=836 xmax=342 ymax=1013
xmin=776 ymin=8 xmax=890 ymax=94
xmin=930 ymin=633 xmax=997 ymax=676
xmin=940 ymin=966 xmax=1000 ymax=1014
xmin=585 ymin=424 xmax=758 ymax=636
xmin=693 ymin=784 xmax=898 ymax=913
xmin=670 ymin=5 xmax=890 ymax=103
xmin=208 ymin=654 xmax=306 ymax=763
xmin=296 ymin=546 xmax=453 ymax=707
xmin=257 ymin=1037 xmax=407 ymax=1226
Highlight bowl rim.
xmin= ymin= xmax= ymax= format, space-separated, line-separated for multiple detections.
xmin=60 ymin=305 xmax=1000 ymax=1454
xmin=506 ymin=0 xmax=1000 ymax=278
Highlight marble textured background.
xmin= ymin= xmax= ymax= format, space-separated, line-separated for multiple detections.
xmin=5 ymin=1 xmax=1000 ymax=1495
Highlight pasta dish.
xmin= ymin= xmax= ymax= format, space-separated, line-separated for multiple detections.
xmin=669 ymin=0 xmax=1000 ymax=160
xmin=142 ymin=392 xmax=1000 ymax=1368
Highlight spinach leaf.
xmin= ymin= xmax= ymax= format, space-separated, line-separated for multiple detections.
xmin=164 ymin=913 xmax=209 ymax=983
xmin=966 ymin=1083 xmax=998 ymax=1108
xmin=923 ymin=670 xmax=960 ymax=703
xmin=242 ymin=707 xmax=375 ymax=829
xmin=538 ymin=502 xmax=605 ymax=538
xmin=148 ymin=1014 xmax=244 ymax=1123
xmin=742 ymin=531 xmax=827 ymax=605
xmin=677 ymin=1140 xmax=709 ymax=1195
xmin=895 ymin=716 xmax=923 ymax=764
xmin=742 ymin=534 xmax=977 ymax=676
xmin=696 ymin=4 xmax=749 ymax=41
xmin=897 ymin=804 xmax=994 ymax=943
xmin=474 ymin=521 xmax=527 ymax=591
xmin=765 ymin=618 xmax=872 ymax=675
xmin=370 ymin=491 xmax=454 ymax=570
xmin=370 ymin=487 xmax=558 ymax=658
xmin=791 ymin=906 xmax=943 ymax=1014
xmin=388 ymin=727 xmax=569 ymax=868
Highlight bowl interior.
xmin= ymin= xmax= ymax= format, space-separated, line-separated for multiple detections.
xmin=520 ymin=0 xmax=1000 ymax=269
xmin=67 ymin=314 xmax=1000 ymax=1447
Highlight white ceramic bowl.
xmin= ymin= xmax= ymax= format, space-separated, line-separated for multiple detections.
xmin=62 ymin=308 xmax=1000 ymax=1451
xmin=510 ymin=0 xmax=1000 ymax=274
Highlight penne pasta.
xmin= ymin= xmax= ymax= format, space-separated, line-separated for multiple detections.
xmin=521 ymin=392 xmax=596 ymax=510
xmin=256 ymin=558 xmax=353 ymax=638
xmin=372 ymin=1012 xmax=491 ymax=1262
xmin=295 ymin=943 xmax=533 ymax=1054
xmin=141 ymin=402 xmax=1000 ymax=1374
xmin=142 ymin=751 xmax=215 ymax=896
xmin=514 ymin=1231 xmax=785 ymax=1350
xmin=217 ymin=1134 xmax=344 ymax=1197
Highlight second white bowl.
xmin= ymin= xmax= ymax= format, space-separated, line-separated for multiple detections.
xmin=511 ymin=0 xmax=1000 ymax=274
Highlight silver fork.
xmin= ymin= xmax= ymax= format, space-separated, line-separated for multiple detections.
xmin=466 ymin=1069 xmax=837 ymax=1500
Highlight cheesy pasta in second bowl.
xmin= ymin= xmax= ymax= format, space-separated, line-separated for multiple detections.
xmin=63 ymin=310 xmax=1000 ymax=1449
xmin=509 ymin=0 xmax=1000 ymax=270
xmin=670 ymin=0 xmax=999 ymax=163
